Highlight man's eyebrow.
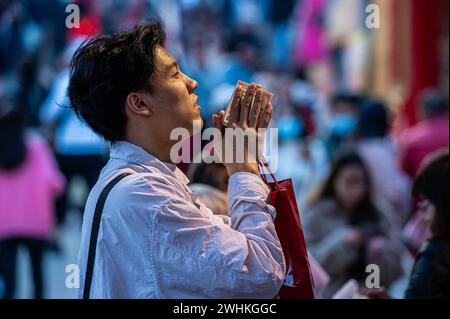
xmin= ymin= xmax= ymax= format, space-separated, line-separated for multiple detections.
xmin=166 ymin=61 xmax=179 ymax=72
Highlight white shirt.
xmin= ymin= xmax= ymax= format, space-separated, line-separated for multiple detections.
xmin=77 ymin=141 xmax=285 ymax=298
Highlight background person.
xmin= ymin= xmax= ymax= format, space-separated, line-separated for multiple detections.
xmin=398 ymin=89 xmax=449 ymax=179
xmin=364 ymin=150 xmax=449 ymax=299
xmin=303 ymin=151 xmax=403 ymax=297
xmin=0 ymin=95 xmax=65 ymax=298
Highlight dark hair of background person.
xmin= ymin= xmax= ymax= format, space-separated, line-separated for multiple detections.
xmin=331 ymin=93 xmax=363 ymax=111
xmin=357 ymin=98 xmax=389 ymax=139
xmin=67 ymin=21 xmax=166 ymax=142
xmin=307 ymin=151 xmax=380 ymax=225
xmin=413 ymin=150 xmax=449 ymax=239
xmin=189 ymin=162 xmax=229 ymax=192
xmin=0 ymin=97 xmax=27 ymax=170
xmin=419 ymin=88 xmax=449 ymax=119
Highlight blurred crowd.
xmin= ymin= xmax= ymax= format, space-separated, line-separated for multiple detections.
xmin=0 ymin=0 xmax=448 ymax=298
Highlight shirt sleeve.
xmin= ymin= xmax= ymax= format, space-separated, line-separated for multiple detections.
xmin=157 ymin=172 xmax=285 ymax=298
xmin=99 ymin=171 xmax=285 ymax=298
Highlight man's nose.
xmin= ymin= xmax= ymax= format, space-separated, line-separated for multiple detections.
xmin=185 ymin=75 xmax=198 ymax=94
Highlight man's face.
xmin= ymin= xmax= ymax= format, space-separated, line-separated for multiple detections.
xmin=147 ymin=46 xmax=202 ymax=136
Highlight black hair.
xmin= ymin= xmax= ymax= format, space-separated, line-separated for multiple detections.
xmin=357 ymin=99 xmax=389 ymax=139
xmin=67 ymin=21 xmax=166 ymax=142
xmin=419 ymin=89 xmax=448 ymax=119
xmin=331 ymin=93 xmax=362 ymax=110
xmin=413 ymin=150 xmax=449 ymax=238
xmin=189 ymin=162 xmax=229 ymax=192
xmin=226 ymin=29 xmax=262 ymax=52
xmin=308 ymin=151 xmax=380 ymax=225
xmin=0 ymin=97 xmax=27 ymax=170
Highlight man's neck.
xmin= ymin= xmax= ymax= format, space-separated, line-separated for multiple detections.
xmin=124 ymin=132 xmax=174 ymax=164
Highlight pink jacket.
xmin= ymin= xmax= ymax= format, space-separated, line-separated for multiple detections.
xmin=399 ymin=117 xmax=449 ymax=178
xmin=0 ymin=133 xmax=65 ymax=240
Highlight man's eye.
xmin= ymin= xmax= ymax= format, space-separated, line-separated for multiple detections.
xmin=173 ymin=71 xmax=180 ymax=78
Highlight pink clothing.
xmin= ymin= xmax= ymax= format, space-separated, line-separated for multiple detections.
xmin=0 ymin=133 xmax=65 ymax=240
xmin=294 ymin=0 xmax=327 ymax=66
xmin=309 ymin=254 xmax=330 ymax=298
xmin=399 ymin=117 xmax=449 ymax=178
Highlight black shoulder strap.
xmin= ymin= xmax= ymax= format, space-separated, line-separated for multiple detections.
xmin=83 ymin=173 xmax=130 ymax=299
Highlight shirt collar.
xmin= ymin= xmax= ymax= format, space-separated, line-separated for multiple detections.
xmin=110 ymin=140 xmax=190 ymax=185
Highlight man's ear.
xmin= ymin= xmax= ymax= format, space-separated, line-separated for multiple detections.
xmin=126 ymin=92 xmax=153 ymax=117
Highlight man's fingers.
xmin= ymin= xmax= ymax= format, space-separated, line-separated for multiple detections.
xmin=227 ymin=87 xmax=242 ymax=126
xmin=249 ymin=89 xmax=262 ymax=128
xmin=212 ymin=112 xmax=226 ymax=162
xmin=212 ymin=114 xmax=220 ymax=129
xmin=213 ymin=111 xmax=226 ymax=132
xmin=259 ymin=101 xmax=273 ymax=129
xmin=239 ymin=84 xmax=257 ymax=126
xmin=219 ymin=110 xmax=226 ymax=126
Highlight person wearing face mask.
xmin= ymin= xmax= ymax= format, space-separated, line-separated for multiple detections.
xmin=302 ymin=151 xmax=403 ymax=298
xmin=325 ymin=93 xmax=361 ymax=159
xmin=363 ymin=150 xmax=449 ymax=299
xmin=404 ymin=151 xmax=449 ymax=298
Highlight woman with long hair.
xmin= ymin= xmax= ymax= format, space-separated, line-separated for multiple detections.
xmin=404 ymin=150 xmax=449 ymax=298
xmin=364 ymin=150 xmax=449 ymax=299
xmin=303 ymin=151 xmax=403 ymax=297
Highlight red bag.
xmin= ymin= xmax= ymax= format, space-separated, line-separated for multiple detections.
xmin=259 ymin=158 xmax=316 ymax=299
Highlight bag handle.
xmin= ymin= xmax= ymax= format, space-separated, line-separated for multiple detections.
xmin=258 ymin=156 xmax=281 ymax=190
xmin=83 ymin=173 xmax=130 ymax=299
